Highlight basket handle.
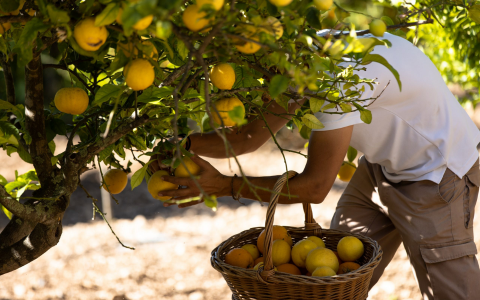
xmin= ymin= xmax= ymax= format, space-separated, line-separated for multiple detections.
xmin=260 ymin=171 xmax=323 ymax=281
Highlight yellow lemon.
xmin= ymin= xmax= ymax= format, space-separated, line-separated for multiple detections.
xmin=102 ymin=169 xmax=128 ymax=194
xmin=337 ymin=236 xmax=364 ymax=262
xmin=305 ymin=247 xmax=339 ymax=273
xmin=284 ymin=234 xmax=293 ymax=247
xmin=73 ymin=18 xmax=108 ymax=51
xmin=337 ymin=262 xmax=361 ymax=274
xmin=197 ymin=0 xmax=224 ymax=11
xmin=307 ymin=236 xmax=326 ymax=248
xmin=212 ymin=97 xmax=245 ymax=126
xmin=291 ymin=239 xmax=318 ymax=268
xmin=147 ymin=170 xmax=178 ymax=201
xmin=272 ymin=239 xmax=291 ymax=266
xmin=210 ymin=63 xmax=235 ymax=90
xmin=183 ymin=5 xmax=212 ymax=32
xmin=268 ymin=0 xmax=293 ymax=6
xmin=124 ymin=59 xmax=155 ymax=91
xmin=174 ymin=157 xmax=201 ymax=177
xmin=312 ymin=266 xmax=336 ymax=277
xmin=0 ymin=22 xmax=11 ymax=35
xmin=133 ymin=15 xmax=153 ymax=30
xmin=54 ymin=87 xmax=89 ymax=115
xmin=117 ymin=40 xmax=158 ymax=59
xmin=261 ymin=16 xmax=283 ymax=40
xmin=257 ymin=225 xmax=290 ymax=254
xmin=253 ymin=261 xmax=264 ymax=270
xmin=235 ymin=35 xmax=261 ymax=54
xmin=337 ymin=162 xmax=356 ymax=182
xmin=369 ymin=19 xmax=387 ymax=37
xmin=313 ymin=0 xmax=333 ymax=11
xmin=241 ymin=244 xmax=260 ymax=261
xmin=225 ymin=248 xmax=254 ymax=268
xmin=277 ymin=263 xmax=302 ymax=275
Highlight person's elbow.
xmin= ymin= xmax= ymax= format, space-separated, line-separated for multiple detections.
xmin=302 ymin=177 xmax=334 ymax=204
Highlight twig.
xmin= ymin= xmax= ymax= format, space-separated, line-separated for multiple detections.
xmin=43 ymin=64 xmax=95 ymax=94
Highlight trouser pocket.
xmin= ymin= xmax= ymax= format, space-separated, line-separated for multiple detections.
xmin=420 ymin=241 xmax=480 ymax=300
xmin=464 ymin=173 xmax=480 ymax=229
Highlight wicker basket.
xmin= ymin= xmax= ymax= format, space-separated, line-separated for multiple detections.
xmin=211 ymin=171 xmax=383 ymax=300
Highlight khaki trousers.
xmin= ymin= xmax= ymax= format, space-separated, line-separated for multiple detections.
xmin=330 ymin=157 xmax=480 ymax=300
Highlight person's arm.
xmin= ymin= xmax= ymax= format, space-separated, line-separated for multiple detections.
xmin=159 ymin=126 xmax=353 ymax=207
xmin=189 ymin=100 xmax=302 ymax=158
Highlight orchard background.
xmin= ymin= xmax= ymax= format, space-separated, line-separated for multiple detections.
xmin=0 ymin=0 xmax=479 ymax=299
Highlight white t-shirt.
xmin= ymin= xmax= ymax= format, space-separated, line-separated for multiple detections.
xmin=313 ymin=33 xmax=480 ymax=183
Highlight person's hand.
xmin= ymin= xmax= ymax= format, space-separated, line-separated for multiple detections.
xmin=148 ymin=153 xmax=172 ymax=174
xmin=159 ymin=155 xmax=230 ymax=208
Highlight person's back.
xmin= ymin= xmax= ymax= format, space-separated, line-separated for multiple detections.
xmin=315 ymin=33 xmax=480 ymax=183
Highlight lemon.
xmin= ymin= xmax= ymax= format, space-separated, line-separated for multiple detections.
xmin=268 ymin=0 xmax=293 ymax=7
xmin=241 ymin=244 xmax=260 ymax=260
xmin=117 ymin=40 xmax=158 ymax=59
xmin=174 ymin=157 xmax=201 ymax=177
xmin=147 ymin=170 xmax=179 ymax=201
xmin=257 ymin=225 xmax=290 ymax=254
xmin=272 ymin=239 xmax=291 ymax=266
xmin=369 ymin=19 xmax=387 ymax=37
xmin=210 ymin=63 xmax=235 ymax=90
xmin=234 ymin=24 xmax=261 ymax=54
xmin=305 ymin=247 xmax=339 ymax=273
xmin=337 ymin=236 xmax=364 ymax=262
xmin=73 ymin=18 xmax=108 ymax=51
xmin=337 ymin=162 xmax=356 ymax=182
xmin=124 ymin=59 xmax=155 ymax=91
xmin=197 ymin=0 xmax=224 ymax=11
xmin=291 ymin=239 xmax=317 ymax=268
xmin=261 ymin=16 xmax=283 ymax=40
xmin=212 ymin=97 xmax=245 ymax=126
xmin=102 ymin=169 xmax=128 ymax=194
xmin=225 ymin=248 xmax=254 ymax=268
xmin=0 ymin=22 xmax=11 ymax=35
xmin=253 ymin=262 xmax=277 ymax=271
xmin=312 ymin=266 xmax=336 ymax=277
xmin=54 ymin=87 xmax=89 ymax=115
xmin=307 ymin=236 xmax=326 ymax=248
xmin=313 ymin=0 xmax=333 ymax=11
xmin=133 ymin=15 xmax=153 ymax=30
xmin=183 ymin=5 xmax=212 ymax=32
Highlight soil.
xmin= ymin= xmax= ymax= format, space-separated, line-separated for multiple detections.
xmin=0 ymin=136 xmax=478 ymax=300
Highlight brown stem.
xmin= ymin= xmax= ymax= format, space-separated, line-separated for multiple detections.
xmin=333 ymin=19 xmax=435 ymax=38
xmin=0 ymin=15 xmax=32 ymax=24
xmin=43 ymin=63 xmax=95 ymax=94
xmin=25 ymin=52 xmax=55 ymax=188
xmin=0 ymin=55 xmax=15 ymax=105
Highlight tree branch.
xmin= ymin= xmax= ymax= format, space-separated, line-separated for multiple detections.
xmin=0 ymin=54 xmax=15 ymax=105
xmin=25 ymin=52 xmax=55 ymax=188
xmin=0 ymin=15 xmax=32 ymax=24
xmin=43 ymin=63 xmax=95 ymax=94
xmin=0 ymin=185 xmax=33 ymax=220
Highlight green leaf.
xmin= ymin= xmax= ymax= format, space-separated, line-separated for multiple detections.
xmin=381 ymin=16 xmax=394 ymax=26
xmin=131 ymin=161 xmax=152 ymax=190
xmin=156 ymin=20 xmax=172 ymax=40
xmin=361 ymin=53 xmax=401 ymax=91
xmin=49 ymin=118 xmax=67 ymax=135
xmin=305 ymin=7 xmax=322 ymax=30
xmin=203 ymin=194 xmax=218 ymax=211
xmin=17 ymin=170 xmax=39 ymax=183
xmin=177 ymin=40 xmax=188 ymax=60
xmin=228 ymin=105 xmax=247 ymax=126
xmin=95 ymin=3 xmax=119 ymax=26
xmin=0 ymin=38 xmax=7 ymax=55
xmin=92 ymin=84 xmax=123 ymax=106
xmin=339 ymin=103 xmax=352 ymax=112
xmin=310 ymin=98 xmax=324 ymax=113
xmin=0 ymin=0 xmax=20 ymax=12
xmin=0 ymin=100 xmax=22 ymax=115
xmin=14 ymin=18 xmax=50 ymax=66
xmin=17 ymin=144 xmax=32 ymax=164
xmin=46 ymin=4 xmax=70 ymax=24
xmin=299 ymin=125 xmax=312 ymax=139
xmin=138 ymin=86 xmax=174 ymax=103
xmin=301 ymin=114 xmax=324 ymax=130
xmin=0 ymin=174 xmax=6 ymax=185
xmin=1 ymin=204 xmax=12 ymax=219
xmin=347 ymin=146 xmax=357 ymax=163
xmin=269 ymin=75 xmax=289 ymax=99
xmin=127 ymin=134 xmax=147 ymax=151
xmin=360 ymin=110 xmax=372 ymax=124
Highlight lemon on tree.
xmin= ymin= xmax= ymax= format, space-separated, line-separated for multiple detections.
xmin=212 ymin=97 xmax=245 ymax=126
xmin=235 ymin=25 xmax=261 ymax=54
xmin=305 ymin=247 xmax=339 ymax=273
xmin=197 ymin=0 xmax=224 ymax=11
xmin=312 ymin=266 xmax=336 ymax=277
xmin=117 ymin=40 xmax=158 ymax=59
xmin=73 ymin=18 xmax=108 ymax=51
xmin=0 ymin=22 xmax=11 ymax=35
xmin=241 ymin=244 xmax=260 ymax=260
xmin=54 ymin=87 xmax=89 ymax=115
xmin=261 ymin=16 xmax=283 ymax=40
xmin=210 ymin=63 xmax=235 ymax=90
xmin=291 ymin=239 xmax=317 ymax=268
xmin=337 ymin=236 xmax=364 ymax=262
xmin=102 ymin=169 xmax=128 ymax=194
xmin=268 ymin=0 xmax=293 ymax=7
xmin=147 ymin=170 xmax=178 ymax=201
xmin=174 ymin=157 xmax=201 ymax=177
xmin=183 ymin=5 xmax=213 ymax=32
xmin=337 ymin=162 xmax=356 ymax=182
xmin=369 ymin=19 xmax=387 ymax=37
xmin=124 ymin=59 xmax=155 ymax=91
xmin=313 ymin=0 xmax=333 ymax=11
xmin=116 ymin=8 xmax=154 ymax=30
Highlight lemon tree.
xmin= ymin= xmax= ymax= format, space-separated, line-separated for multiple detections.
xmin=0 ymin=0 xmax=475 ymax=275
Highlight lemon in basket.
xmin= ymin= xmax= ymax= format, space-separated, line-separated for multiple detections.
xmin=257 ymin=225 xmax=290 ymax=254
xmin=338 ymin=262 xmax=361 ymax=274
xmin=225 ymin=248 xmax=254 ymax=268
xmin=305 ymin=247 xmax=339 ymax=273
xmin=291 ymin=239 xmax=317 ymax=268
xmin=307 ymin=236 xmax=325 ymax=248
xmin=277 ymin=263 xmax=302 ymax=275
xmin=312 ymin=266 xmax=336 ymax=277
xmin=272 ymin=239 xmax=291 ymax=266
xmin=337 ymin=236 xmax=364 ymax=262
xmin=241 ymin=244 xmax=260 ymax=260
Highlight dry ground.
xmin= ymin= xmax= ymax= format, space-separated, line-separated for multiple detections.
xmin=0 ymin=134 xmax=478 ymax=300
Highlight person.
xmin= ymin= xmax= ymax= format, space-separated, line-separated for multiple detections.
xmin=148 ymin=33 xmax=480 ymax=299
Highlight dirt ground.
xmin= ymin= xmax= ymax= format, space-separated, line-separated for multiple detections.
xmin=0 ymin=134 xmax=479 ymax=300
